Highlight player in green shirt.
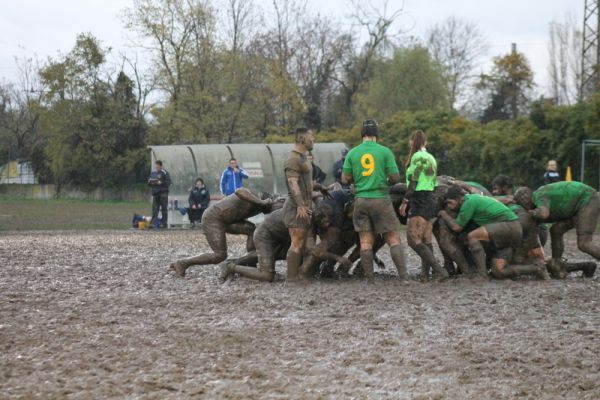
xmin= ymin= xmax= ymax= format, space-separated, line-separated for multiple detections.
xmin=439 ymin=186 xmax=547 ymax=280
xmin=399 ymin=130 xmax=449 ymax=282
xmin=342 ymin=119 xmax=409 ymax=283
xmin=514 ymin=181 xmax=600 ymax=278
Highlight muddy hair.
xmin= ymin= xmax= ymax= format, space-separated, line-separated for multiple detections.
xmin=405 ymin=130 xmax=427 ymax=168
xmin=514 ymin=187 xmax=533 ymax=207
xmin=445 ymin=185 xmax=466 ymax=201
xmin=294 ymin=127 xmax=310 ymax=143
xmin=491 ymin=175 xmax=513 ymax=189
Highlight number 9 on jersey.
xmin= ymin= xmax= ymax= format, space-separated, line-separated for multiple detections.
xmin=361 ymin=154 xmax=375 ymax=176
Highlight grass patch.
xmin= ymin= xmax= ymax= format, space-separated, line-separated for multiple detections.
xmin=0 ymin=197 xmax=150 ymax=231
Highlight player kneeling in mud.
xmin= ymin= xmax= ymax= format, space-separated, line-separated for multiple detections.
xmin=438 ymin=186 xmax=547 ymax=280
xmin=218 ymin=206 xmax=352 ymax=283
xmin=514 ymin=181 xmax=598 ymax=279
xmin=170 ymin=188 xmax=281 ymax=277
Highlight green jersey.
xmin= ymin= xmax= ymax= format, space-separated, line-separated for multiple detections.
xmin=342 ymin=141 xmax=399 ymax=198
xmin=406 ymin=149 xmax=437 ymax=191
xmin=494 ymin=195 xmax=523 ymax=213
xmin=456 ymin=194 xmax=518 ymax=227
xmin=533 ymin=181 xmax=596 ymax=222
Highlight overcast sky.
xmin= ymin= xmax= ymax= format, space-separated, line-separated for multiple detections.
xmin=0 ymin=0 xmax=582 ymax=95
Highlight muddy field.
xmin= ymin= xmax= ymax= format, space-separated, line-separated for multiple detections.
xmin=1 ymin=229 xmax=599 ymax=399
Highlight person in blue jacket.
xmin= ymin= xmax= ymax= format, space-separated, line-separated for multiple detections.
xmin=220 ymin=158 xmax=249 ymax=196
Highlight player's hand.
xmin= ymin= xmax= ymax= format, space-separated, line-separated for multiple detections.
xmin=399 ymin=202 xmax=408 ymax=217
xmin=157 ymin=180 xmax=162 ymax=185
xmin=262 ymin=198 xmax=274 ymax=207
xmin=192 ymin=204 xmax=197 ymax=209
xmin=320 ymin=187 xmax=333 ymax=199
xmin=438 ymin=210 xmax=448 ymax=219
xmin=297 ymin=206 xmax=310 ymax=220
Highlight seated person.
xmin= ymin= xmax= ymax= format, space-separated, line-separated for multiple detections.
xmin=188 ymin=178 xmax=210 ymax=227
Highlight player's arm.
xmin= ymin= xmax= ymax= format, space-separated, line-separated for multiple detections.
xmin=385 ymin=148 xmax=401 ymax=185
xmin=234 ymin=188 xmax=269 ymax=206
xmin=387 ymin=173 xmax=401 ymax=185
xmin=452 ymin=180 xmax=478 ymax=194
xmin=529 ymin=205 xmax=549 ymax=220
xmin=307 ymin=237 xmax=352 ymax=269
xmin=341 ymin=172 xmax=353 ymax=185
xmin=438 ymin=210 xmax=463 ymax=233
xmin=285 ymin=163 xmax=310 ymax=220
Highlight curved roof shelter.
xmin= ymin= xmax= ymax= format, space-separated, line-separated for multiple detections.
xmin=149 ymin=143 xmax=346 ymax=199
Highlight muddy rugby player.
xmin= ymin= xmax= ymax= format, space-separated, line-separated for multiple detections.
xmin=439 ymin=187 xmax=547 ymax=280
xmin=170 ymin=188 xmax=279 ymax=277
xmin=341 ymin=119 xmax=409 ymax=283
xmin=515 ymin=181 xmax=600 ymax=279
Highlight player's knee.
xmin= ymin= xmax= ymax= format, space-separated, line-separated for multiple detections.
xmin=577 ymin=235 xmax=594 ymax=252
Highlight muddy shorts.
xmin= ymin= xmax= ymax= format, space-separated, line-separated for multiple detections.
xmin=353 ymin=197 xmax=401 ymax=234
xmin=200 ymin=207 xmax=227 ymax=251
xmin=485 ymin=220 xmax=522 ymax=260
xmin=254 ymin=228 xmax=290 ymax=273
xmin=282 ymin=198 xmax=312 ymax=229
xmin=408 ymin=190 xmax=437 ymax=220
xmin=575 ymin=193 xmax=600 ymax=235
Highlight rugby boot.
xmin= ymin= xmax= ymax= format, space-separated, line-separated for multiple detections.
xmin=218 ymin=261 xmax=234 ymax=283
xmin=413 ymin=243 xmax=448 ymax=282
xmin=566 ymin=261 xmax=597 ymax=278
xmin=546 ymin=258 xmax=567 ymax=279
xmin=360 ymin=249 xmax=375 ymax=284
xmin=390 ymin=245 xmax=410 ymax=281
xmin=170 ymin=260 xmax=188 ymax=277
xmin=469 ymin=242 xmax=489 ymax=281
xmin=286 ymin=250 xmax=301 ymax=283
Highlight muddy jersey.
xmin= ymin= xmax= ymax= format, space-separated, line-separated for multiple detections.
xmin=210 ymin=191 xmax=265 ymax=224
xmin=533 ymin=181 xmax=596 ymax=222
xmin=456 ymin=194 xmax=518 ymax=227
xmin=284 ymin=149 xmax=313 ymax=208
xmin=342 ymin=141 xmax=399 ymax=198
xmin=257 ymin=209 xmax=288 ymax=238
xmin=321 ymin=190 xmax=354 ymax=230
xmin=406 ymin=149 xmax=437 ymax=191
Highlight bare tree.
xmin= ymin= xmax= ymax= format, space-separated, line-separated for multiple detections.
xmin=426 ymin=16 xmax=488 ymax=109
xmin=225 ymin=0 xmax=255 ymax=54
xmin=292 ymin=14 xmax=350 ymax=128
xmin=329 ymin=0 xmax=403 ymax=125
xmin=0 ymin=53 xmax=46 ymax=160
xmin=548 ymin=14 xmax=582 ymax=105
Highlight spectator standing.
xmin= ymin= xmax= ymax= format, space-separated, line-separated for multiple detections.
xmin=148 ymin=160 xmax=171 ymax=228
xmin=188 ymin=178 xmax=210 ymax=228
xmin=220 ymin=158 xmax=249 ymax=196
xmin=543 ymin=160 xmax=561 ymax=184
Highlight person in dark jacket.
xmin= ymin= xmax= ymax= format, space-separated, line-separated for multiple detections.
xmin=543 ymin=160 xmax=561 ymax=184
xmin=188 ymin=178 xmax=210 ymax=227
xmin=307 ymin=152 xmax=327 ymax=184
xmin=148 ymin=160 xmax=171 ymax=228
xmin=220 ymin=158 xmax=249 ymax=196
xmin=332 ymin=148 xmax=349 ymax=189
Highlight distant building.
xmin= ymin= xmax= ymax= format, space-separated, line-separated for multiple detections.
xmin=0 ymin=161 xmax=37 ymax=184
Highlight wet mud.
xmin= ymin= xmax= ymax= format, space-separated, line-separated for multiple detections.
xmin=1 ymin=230 xmax=599 ymax=399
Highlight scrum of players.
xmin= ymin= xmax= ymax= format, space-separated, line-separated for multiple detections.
xmin=170 ymin=121 xmax=598 ymax=283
